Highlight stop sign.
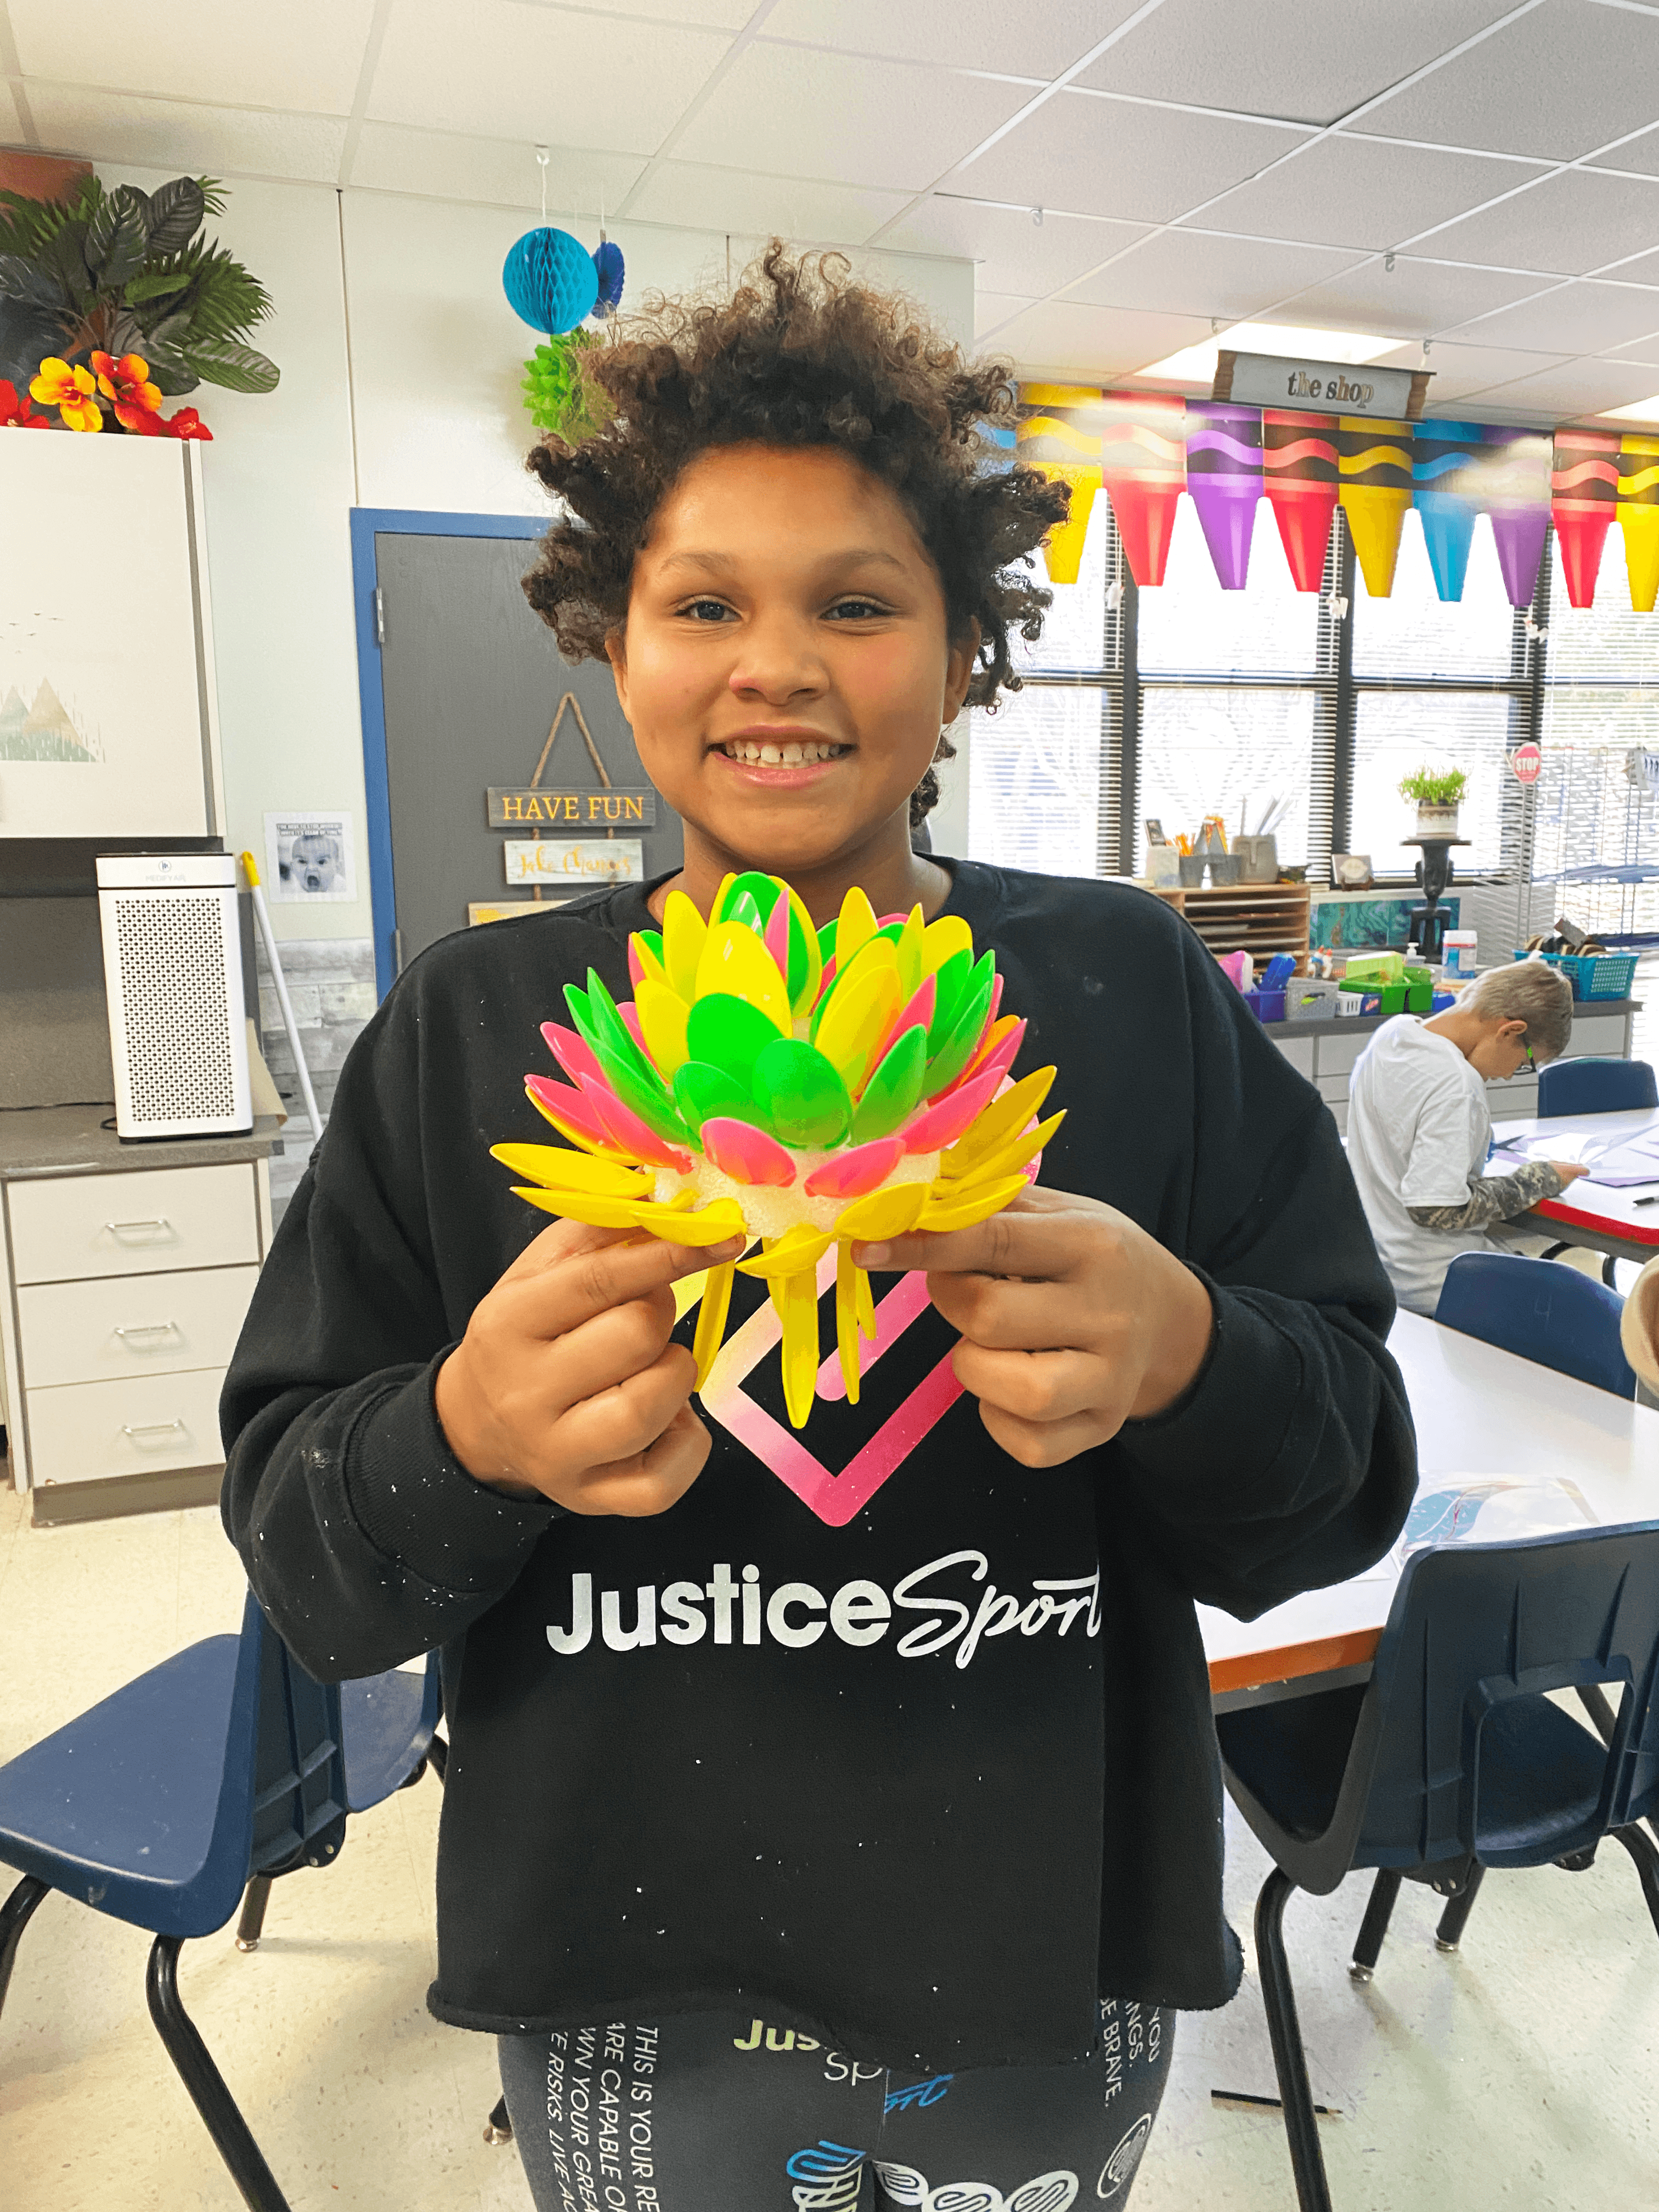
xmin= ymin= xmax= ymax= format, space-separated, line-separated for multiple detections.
xmin=1510 ymin=741 xmax=1543 ymax=785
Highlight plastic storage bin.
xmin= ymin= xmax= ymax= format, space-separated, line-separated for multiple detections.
xmin=1243 ymin=988 xmax=1286 ymax=1022
xmin=1515 ymin=950 xmax=1639 ymax=1001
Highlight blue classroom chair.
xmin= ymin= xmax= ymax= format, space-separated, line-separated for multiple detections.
xmin=1435 ymin=1250 xmax=1635 ymax=1398
xmin=1218 ymin=1525 xmax=1659 ymax=2212
xmin=0 ymin=1592 xmax=441 ymax=2211
xmin=1537 ymin=1054 xmax=1658 ymax=1117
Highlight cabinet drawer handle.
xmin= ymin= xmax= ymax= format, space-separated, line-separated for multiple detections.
xmin=114 ymin=1321 xmax=182 ymax=1348
xmin=104 ymin=1217 xmax=174 ymax=1238
xmin=121 ymin=1418 xmax=188 ymax=1444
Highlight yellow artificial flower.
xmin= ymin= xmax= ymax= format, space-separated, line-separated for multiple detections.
xmin=30 ymin=358 xmax=102 ymax=432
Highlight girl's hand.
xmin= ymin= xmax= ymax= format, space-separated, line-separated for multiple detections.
xmin=854 ymin=1187 xmax=1214 ymax=1469
xmin=435 ymin=1217 xmax=744 ymax=1513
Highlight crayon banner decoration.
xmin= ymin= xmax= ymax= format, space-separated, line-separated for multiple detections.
xmin=489 ymin=787 xmax=657 ymax=828
xmin=1185 ymin=401 xmax=1262 ymax=591
xmin=493 ymin=874 xmax=1062 ymax=1432
xmin=1618 ymin=433 xmax=1659 ymax=614
xmin=1413 ymin=422 xmax=1488 ymax=604
xmin=1339 ymin=416 xmax=1414 ymax=599
xmin=1261 ymin=409 xmax=1339 ymax=592
xmin=1015 ymin=385 xmax=1102 ymax=585
xmin=1014 ymin=385 xmax=1656 ymax=612
xmin=1474 ymin=428 xmax=1553 ymax=611
xmin=1551 ymin=427 xmax=1620 ymax=611
xmin=1099 ymin=390 xmax=1186 ymax=588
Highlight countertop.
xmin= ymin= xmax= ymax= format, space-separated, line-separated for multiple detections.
xmin=0 ymin=1103 xmax=283 ymax=1181
xmin=1268 ymin=996 xmax=1640 ymax=1042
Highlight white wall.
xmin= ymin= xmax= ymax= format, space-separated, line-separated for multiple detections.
xmin=101 ymin=166 xmax=974 ymax=935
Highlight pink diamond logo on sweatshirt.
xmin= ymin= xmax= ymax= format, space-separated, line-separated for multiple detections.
xmin=698 ymin=1257 xmax=962 ymax=1526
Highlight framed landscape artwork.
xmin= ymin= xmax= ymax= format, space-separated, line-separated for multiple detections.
xmin=0 ymin=435 xmax=222 ymax=838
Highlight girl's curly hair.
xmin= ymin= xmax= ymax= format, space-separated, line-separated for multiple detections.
xmin=522 ymin=242 xmax=1069 ymax=825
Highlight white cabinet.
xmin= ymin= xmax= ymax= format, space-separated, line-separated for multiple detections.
xmin=0 ymin=1114 xmax=272 ymax=1499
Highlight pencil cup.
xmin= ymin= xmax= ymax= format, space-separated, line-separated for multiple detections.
xmin=1178 ymin=855 xmax=1207 ymax=887
xmin=1234 ymin=834 xmax=1279 ymax=882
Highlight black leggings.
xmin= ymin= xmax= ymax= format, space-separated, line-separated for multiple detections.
xmin=498 ymin=2001 xmax=1172 ymax=2210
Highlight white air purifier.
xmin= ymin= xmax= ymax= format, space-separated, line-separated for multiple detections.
xmin=97 ymin=853 xmax=253 ymax=1140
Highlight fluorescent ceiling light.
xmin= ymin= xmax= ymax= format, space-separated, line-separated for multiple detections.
xmin=1138 ymin=321 xmax=1406 ymax=385
xmin=1593 ymin=393 xmax=1659 ymax=424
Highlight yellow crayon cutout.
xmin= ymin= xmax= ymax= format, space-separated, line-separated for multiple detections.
xmin=1018 ymin=383 xmax=1102 ymax=585
xmin=1618 ymin=434 xmax=1659 ymax=614
xmin=1339 ymin=417 xmax=1414 ymax=599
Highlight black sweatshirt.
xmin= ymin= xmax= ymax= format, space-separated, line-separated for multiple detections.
xmin=221 ymin=861 xmax=1415 ymax=2072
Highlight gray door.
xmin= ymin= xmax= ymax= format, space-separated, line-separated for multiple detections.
xmin=375 ymin=531 xmax=682 ymax=971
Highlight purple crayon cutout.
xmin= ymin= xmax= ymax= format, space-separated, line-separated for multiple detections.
xmin=1480 ymin=427 xmax=1553 ymax=610
xmin=1184 ymin=400 xmax=1262 ymax=591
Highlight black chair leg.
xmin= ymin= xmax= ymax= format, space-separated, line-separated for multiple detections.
xmin=0 ymin=1874 xmax=50 ymax=2019
xmin=1254 ymin=1869 xmax=1334 ymax=2212
xmin=146 ymin=1933 xmax=292 ymax=2212
xmin=1577 ymin=1683 xmax=1619 ymax=1743
xmin=485 ymin=2092 xmax=514 ymax=2144
xmin=1611 ymin=1824 xmax=1659 ymax=1942
xmin=1347 ymin=1868 xmax=1401 ymax=1982
xmin=235 ymin=1874 xmax=274 ymax=1953
xmin=1435 ymin=1864 xmax=1487 ymax=1953
xmin=427 ymin=1733 xmax=447 ymax=1785
xmin=1539 ymin=1242 xmax=1570 ymax=1262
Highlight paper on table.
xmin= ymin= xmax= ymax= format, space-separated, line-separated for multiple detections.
xmin=1396 ymin=1476 xmax=1597 ymax=1570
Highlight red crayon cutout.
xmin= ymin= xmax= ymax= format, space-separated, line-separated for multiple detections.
xmin=1099 ymin=391 xmax=1185 ymax=588
xmin=1261 ymin=409 xmax=1339 ymax=591
xmin=1551 ymin=427 xmax=1620 ymax=610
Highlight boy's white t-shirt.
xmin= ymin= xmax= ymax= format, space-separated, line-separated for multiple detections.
xmin=1346 ymin=1015 xmax=1505 ymax=1317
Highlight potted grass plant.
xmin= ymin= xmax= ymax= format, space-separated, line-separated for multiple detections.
xmin=1399 ymin=765 xmax=1469 ymax=839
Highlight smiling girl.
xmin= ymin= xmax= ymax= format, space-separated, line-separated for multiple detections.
xmin=224 ymin=248 xmax=1414 ymax=2209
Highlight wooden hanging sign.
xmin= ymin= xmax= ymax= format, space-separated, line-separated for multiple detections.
xmin=488 ymin=786 xmax=656 ymax=827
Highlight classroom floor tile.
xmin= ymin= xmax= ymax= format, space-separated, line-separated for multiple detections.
xmin=1 ymin=1489 xmax=1654 ymax=2209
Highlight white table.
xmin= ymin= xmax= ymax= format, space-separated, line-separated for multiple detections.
xmin=1202 ymin=1308 xmax=1659 ymax=1701
xmin=1492 ymin=1104 xmax=1659 ymax=1267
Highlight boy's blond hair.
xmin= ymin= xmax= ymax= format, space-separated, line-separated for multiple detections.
xmin=1463 ymin=959 xmax=1575 ymax=1061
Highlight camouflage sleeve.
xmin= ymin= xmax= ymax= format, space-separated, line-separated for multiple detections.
xmin=1407 ymin=1158 xmax=1567 ymax=1231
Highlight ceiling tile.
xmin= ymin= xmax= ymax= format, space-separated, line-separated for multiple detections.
xmin=1283 ymin=257 xmax=1573 ymax=338
xmin=1596 ymin=245 xmax=1659 ymax=287
xmin=1371 ymin=338 xmax=1572 ymax=404
xmin=528 ymin=0 xmax=757 ymax=21
xmin=9 ymin=0 xmax=376 ymax=112
xmin=672 ymin=47 xmax=1028 ymax=194
xmin=1587 ymin=123 xmax=1659 ymax=179
xmin=975 ymin=289 xmax=1036 ymax=341
xmin=1195 ymin=134 xmax=1545 ymax=252
xmin=27 ymin=86 xmax=348 ymax=183
xmin=1608 ymin=333 xmax=1659 ymax=365
xmin=879 ymin=198 xmax=1149 ymax=296
xmin=349 ymin=124 xmax=643 ymax=212
xmin=369 ymin=0 xmax=732 ymax=153
xmin=1076 ymin=0 xmax=1517 ymax=129
xmin=625 ymin=162 xmax=908 ymax=243
xmin=759 ymin=0 xmax=1136 ymax=77
xmin=1421 ymin=169 xmax=1659 ymax=277
xmin=1464 ymin=354 xmax=1659 ymax=417
xmin=1440 ymin=279 xmax=1659 ymax=356
xmin=1062 ymin=230 xmax=1367 ymax=318
xmin=1350 ymin=0 xmax=1659 ymax=161
xmin=960 ymin=92 xmax=1310 ymax=224
xmin=984 ymin=297 xmax=1215 ymax=377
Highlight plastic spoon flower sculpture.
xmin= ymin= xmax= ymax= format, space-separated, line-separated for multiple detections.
xmin=492 ymin=873 xmax=1062 ymax=1429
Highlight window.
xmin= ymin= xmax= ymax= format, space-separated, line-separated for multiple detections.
xmin=966 ymin=455 xmax=1654 ymax=923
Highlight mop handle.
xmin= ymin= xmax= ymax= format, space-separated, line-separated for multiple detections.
xmin=240 ymin=851 xmax=324 ymax=1137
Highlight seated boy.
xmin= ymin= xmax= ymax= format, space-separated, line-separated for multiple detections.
xmin=1347 ymin=960 xmax=1586 ymax=1317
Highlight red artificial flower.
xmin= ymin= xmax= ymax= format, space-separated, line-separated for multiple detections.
xmin=160 ymin=406 xmax=213 ymax=442
xmin=91 ymin=349 xmax=163 ymax=431
xmin=0 ymin=379 xmax=49 ymax=428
